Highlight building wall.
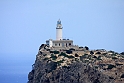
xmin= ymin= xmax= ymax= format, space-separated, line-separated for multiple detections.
xmin=52 ymin=40 xmax=73 ymax=47
xmin=56 ymin=28 xmax=62 ymax=40
xmin=46 ymin=39 xmax=74 ymax=48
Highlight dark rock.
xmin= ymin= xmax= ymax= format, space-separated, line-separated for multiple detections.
xmin=28 ymin=59 xmax=114 ymax=83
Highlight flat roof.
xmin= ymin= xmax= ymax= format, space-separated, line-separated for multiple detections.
xmin=46 ymin=40 xmax=73 ymax=42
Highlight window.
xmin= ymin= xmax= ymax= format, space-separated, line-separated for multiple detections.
xmin=66 ymin=43 xmax=68 ymax=47
xmin=62 ymin=43 xmax=64 ymax=47
xmin=55 ymin=44 xmax=57 ymax=46
xmin=69 ymin=43 xmax=71 ymax=46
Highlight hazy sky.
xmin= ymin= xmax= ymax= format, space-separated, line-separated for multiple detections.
xmin=0 ymin=1 xmax=124 ymax=82
xmin=0 ymin=0 xmax=124 ymax=57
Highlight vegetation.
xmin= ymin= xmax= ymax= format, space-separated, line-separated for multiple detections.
xmin=94 ymin=66 xmax=98 ymax=69
xmin=115 ymin=63 xmax=123 ymax=66
xmin=109 ymin=76 xmax=114 ymax=79
xmin=53 ymin=51 xmax=60 ymax=54
xmin=102 ymin=53 xmax=107 ymax=55
xmin=69 ymin=48 xmax=75 ymax=51
xmin=59 ymin=52 xmax=74 ymax=58
xmin=84 ymin=60 xmax=89 ymax=63
xmin=120 ymin=52 xmax=124 ymax=55
xmin=108 ymin=51 xmax=115 ymax=53
xmin=75 ymin=58 xmax=80 ymax=62
xmin=90 ymin=51 xmax=94 ymax=55
xmin=112 ymin=57 xmax=118 ymax=59
xmin=111 ymin=54 xmax=117 ymax=56
xmin=107 ymin=64 xmax=116 ymax=69
xmin=95 ymin=52 xmax=101 ymax=54
xmin=75 ymin=53 xmax=79 ymax=57
xmin=39 ymin=51 xmax=42 ymax=54
xmin=51 ymin=54 xmax=57 ymax=60
xmin=79 ymin=46 xmax=83 ymax=49
xmin=57 ymin=60 xmax=64 ymax=66
xmin=97 ymin=56 xmax=102 ymax=60
xmin=93 ymin=56 xmax=97 ymax=58
xmin=66 ymin=50 xmax=72 ymax=54
xmin=85 ymin=46 xmax=89 ymax=50
xmin=50 ymin=51 xmax=54 ymax=53
xmin=67 ymin=55 xmax=75 ymax=58
xmin=43 ymin=54 xmax=47 ymax=56
xmin=43 ymin=57 xmax=49 ymax=60
xmin=59 ymin=52 xmax=67 ymax=57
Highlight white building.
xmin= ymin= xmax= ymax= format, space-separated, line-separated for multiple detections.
xmin=46 ymin=19 xmax=73 ymax=47
xmin=56 ymin=19 xmax=63 ymax=40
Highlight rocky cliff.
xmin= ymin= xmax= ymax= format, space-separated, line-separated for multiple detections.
xmin=28 ymin=44 xmax=124 ymax=83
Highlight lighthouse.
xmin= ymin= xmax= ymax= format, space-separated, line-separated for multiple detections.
xmin=46 ymin=19 xmax=73 ymax=48
xmin=56 ymin=19 xmax=63 ymax=40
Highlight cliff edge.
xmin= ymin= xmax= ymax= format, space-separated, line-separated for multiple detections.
xmin=28 ymin=44 xmax=124 ymax=83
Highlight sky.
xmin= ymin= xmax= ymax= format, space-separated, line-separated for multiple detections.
xmin=0 ymin=0 xmax=124 ymax=82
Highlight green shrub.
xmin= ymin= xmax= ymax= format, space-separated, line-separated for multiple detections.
xmin=120 ymin=52 xmax=124 ymax=55
xmin=111 ymin=54 xmax=116 ymax=56
xmin=51 ymin=54 xmax=57 ymax=60
xmin=97 ymin=56 xmax=102 ymax=60
xmin=93 ymin=56 xmax=97 ymax=58
xmin=66 ymin=50 xmax=72 ymax=54
xmin=109 ymin=76 xmax=114 ymax=79
xmin=94 ymin=66 xmax=98 ymax=69
xmin=107 ymin=64 xmax=116 ymax=69
xmin=75 ymin=58 xmax=79 ymax=62
xmin=112 ymin=57 xmax=118 ymax=59
xmin=43 ymin=57 xmax=49 ymax=60
xmin=115 ymin=63 xmax=123 ymax=66
xmin=109 ymin=51 xmax=115 ymax=53
xmin=84 ymin=60 xmax=89 ymax=63
xmin=59 ymin=52 xmax=68 ymax=57
xmin=90 ymin=51 xmax=94 ymax=55
xmin=57 ymin=60 xmax=63 ymax=66
xmin=46 ymin=49 xmax=50 ymax=51
xmin=59 ymin=52 xmax=74 ymax=58
xmin=53 ymin=51 xmax=59 ymax=54
xmin=50 ymin=51 xmax=54 ymax=53
xmin=85 ymin=46 xmax=89 ymax=50
xmin=69 ymin=48 xmax=75 ymax=51
xmin=75 ymin=53 xmax=79 ymax=57
xmin=96 ymin=52 xmax=101 ymax=54
xmin=67 ymin=55 xmax=74 ymax=58
xmin=39 ymin=51 xmax=42 ymax=54
xmin=79 ymin=47 xmax=83 ymax=49
xmin=102 ymin=53 xmax=107 ymax=55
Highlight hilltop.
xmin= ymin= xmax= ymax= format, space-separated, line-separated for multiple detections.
xmin=28 ymin=44 xmax=124 ymax=83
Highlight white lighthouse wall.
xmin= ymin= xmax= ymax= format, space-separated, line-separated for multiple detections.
xmin=56 ymin=28 xmax=62 ymax=40
xmin=49 ymin=40 xmax=53 ymax=47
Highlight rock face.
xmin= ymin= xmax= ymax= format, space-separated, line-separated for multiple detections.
xmin=28 ymin=58 xmax=113 ymax=83
xmin=28 ymin=44 xmax=124 ymax=83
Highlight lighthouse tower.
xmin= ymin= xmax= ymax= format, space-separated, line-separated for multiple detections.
xmin=56 ymin=19 xmax=63 ymax=40
xmin=46 ymin=19 xmax=73 ymax=48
